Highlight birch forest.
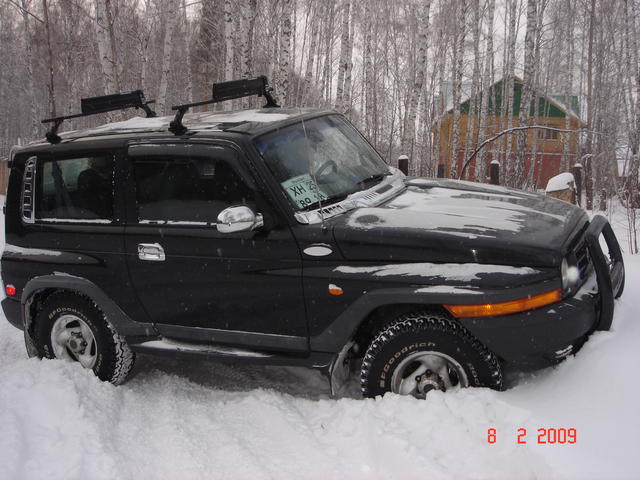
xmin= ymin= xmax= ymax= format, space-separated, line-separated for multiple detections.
xmin=0 ymin=0 xmax=638 ymax=211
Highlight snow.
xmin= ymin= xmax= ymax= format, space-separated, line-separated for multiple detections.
xmin=75 ymin=110 xmax=293 ymax=137
xmin=38 ymin=218 xmax=112 ymax=224
xmin=138 ymin=339 xmax=272 ymax=358
xmin=546 ymin=173 xmax=576 ymax=193
xmin=346 ymin=186 xmax=566 ymax=238
xmin=414 ymin=285 xmax=484 ymax=295
xmin=194 ymin=110 xmax=292 ymax=124
xmin=1 ymin=203 xmax=639 ymax=479
xmin=83 ymin=115 xmax=170 ymax=133
xmin=334 ymin=262 xmax=538 ymax=281
xmin=3 ymin=244 xmax=62 ymax=257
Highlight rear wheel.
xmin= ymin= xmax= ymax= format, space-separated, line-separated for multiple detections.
xmin=33 ymin=292 xmax=135 ymax=385
xmin=361 ymin=311 xmax=502 ymax=398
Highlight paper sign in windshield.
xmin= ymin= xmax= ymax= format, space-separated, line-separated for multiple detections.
xmin=281 ymin=174 xmax=328 ymax=209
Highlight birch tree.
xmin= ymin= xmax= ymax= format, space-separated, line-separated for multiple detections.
xmin=301 ymin=1 xmax=319 ymax=107
xmin=21 ymin=0 xmax=38 ymax=138
xmin=181 ymin=0 xmax=193 ymax=104
xmin=514 ymin=0 xmax=538 ymax=188
xmin=277 ymin=0 xmax=293 ymax=105
xmin=561 ymin=0 xmax=576 ymax=172
xmin=462 ymin=0 xmax=482 ymax=175
xmin=500 ymin=0 xmax=519 ymax=184
xmin=42 ymin=0 xmax=56 ymax=117
xmin=450 ymin=0 xmax=467 ymax=178
xmin=475 ymin=0 xmax=496 ymax=182
xmin=156 ymin=0 xmax=179 ymax=115
xmin=240 ymin=0 xmax=257 ymax=78
xmin=401 ymin=0 xmax=431 ymax=173
xmin=335 ymin=0 xmax=351 ymax=111
xmin=342 ymin=0 xmax=355 ymax=115
xmin=95 ymin=0 xmax=117 ymax=95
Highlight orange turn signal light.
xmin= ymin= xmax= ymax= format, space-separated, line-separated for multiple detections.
xmin=444 ymin=288 xmax=562 ymax=318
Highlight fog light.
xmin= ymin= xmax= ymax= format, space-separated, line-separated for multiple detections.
xmin=5 ymin=284 xmax=16 ymax=296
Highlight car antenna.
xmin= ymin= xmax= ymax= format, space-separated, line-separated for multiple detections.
xmin=301 ymin=114 xmax=326 ymax=231
xmin=41 ymin=90 xmax=156 ymax=144
xmin=168 ymin=76 xmax=280 ymax=136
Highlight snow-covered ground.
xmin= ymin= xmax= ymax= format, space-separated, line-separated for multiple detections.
xmin=1 ymin=205 xmax=639 ymax=480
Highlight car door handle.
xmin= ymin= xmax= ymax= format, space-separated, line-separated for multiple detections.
xmin=138 ymin=243 xmax=166 ymax=261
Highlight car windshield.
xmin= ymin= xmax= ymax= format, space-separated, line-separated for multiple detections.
xmin=254 ymin=115 xmax=390 ymax=210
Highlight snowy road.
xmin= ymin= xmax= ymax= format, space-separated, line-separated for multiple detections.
xmin=1 ymin=210 xmax=639 ymax=479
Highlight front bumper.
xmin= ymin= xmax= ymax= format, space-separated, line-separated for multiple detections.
xmin=460 ymin=215 xmax=625 ymax=368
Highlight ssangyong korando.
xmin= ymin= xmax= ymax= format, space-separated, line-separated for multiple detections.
xmin=1 ymin=77 xmax=625 ymax=398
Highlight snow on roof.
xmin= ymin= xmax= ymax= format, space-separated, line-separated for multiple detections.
xmin=442 ymin=76 xmax=584 ymax=124
xmin=60 ymin=108 xmax=303 ymax=139
xmin=545 ymin=172 xmax=575 ymax=192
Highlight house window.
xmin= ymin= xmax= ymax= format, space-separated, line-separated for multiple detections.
xmin=537 ymin=129 xmax=559 ymax=140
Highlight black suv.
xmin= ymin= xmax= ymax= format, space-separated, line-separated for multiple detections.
xmin=1 ymin=78 xmax=625 ymax=398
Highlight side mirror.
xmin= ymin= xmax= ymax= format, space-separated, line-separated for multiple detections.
xmin=216 ymin=206 xmax=264 ymax=233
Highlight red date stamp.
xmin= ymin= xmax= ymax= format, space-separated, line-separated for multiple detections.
xmin=487 ymin=428 xmax=577 ymax=444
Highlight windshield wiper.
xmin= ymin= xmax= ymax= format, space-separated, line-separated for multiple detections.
xmin=357 ymin=171 xmax=391 ymax=190
xmin=301 ymin=192 xmax=351 ymax=211
xmin=300 ymin=172 xmax=391 ymax=212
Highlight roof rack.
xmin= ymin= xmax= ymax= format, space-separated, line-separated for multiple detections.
xmin=169 ymin=76 xmax=279 ymax=136
xmin=42 ymin=90 xmax=156 ymax=144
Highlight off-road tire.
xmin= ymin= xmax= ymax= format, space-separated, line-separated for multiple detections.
xmin=33 ymin=292 xmax=135 ymax=385
xmin=361 ymin=311 xmax=502 ymax=398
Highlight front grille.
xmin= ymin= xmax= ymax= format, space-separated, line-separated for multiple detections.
xmin=574 ymin=239 xmax=591 ymax=280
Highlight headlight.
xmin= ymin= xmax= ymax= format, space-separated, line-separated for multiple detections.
xmin=561 ymin=258 xmax=580 ymax=291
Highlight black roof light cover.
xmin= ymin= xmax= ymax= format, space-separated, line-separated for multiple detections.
xmin=168 ymin=76 xmax=279 ymax=136
xmin=42 ymin=90 xmax=156 ymax=144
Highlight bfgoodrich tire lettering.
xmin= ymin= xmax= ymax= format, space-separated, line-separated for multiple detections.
xmin=361 ymin=312 xmax=502 ymax=398
xmin=33 ymin=292 xmax=135 ymax=385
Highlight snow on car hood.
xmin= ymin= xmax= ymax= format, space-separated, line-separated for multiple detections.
xmin=330 ymin=178 xmax=587 ymax=267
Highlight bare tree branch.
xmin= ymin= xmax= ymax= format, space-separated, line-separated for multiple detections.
xmin=458 ymin=125 xmax=603 ymax=180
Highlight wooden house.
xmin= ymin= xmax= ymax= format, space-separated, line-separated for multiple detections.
xmin=437 ymin=76 xmax=586 ymax=189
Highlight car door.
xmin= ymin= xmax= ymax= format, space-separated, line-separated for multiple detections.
xmin=15 ymin=148 xmax=147 ymax=324
xmin=123 ymin=141 xmax=308 ymax=353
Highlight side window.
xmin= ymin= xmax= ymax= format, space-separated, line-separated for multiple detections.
xmin=35 ymin=155 xmax=114 ymax=221
xmin=133 ymin=156 xmax=254 ymax=224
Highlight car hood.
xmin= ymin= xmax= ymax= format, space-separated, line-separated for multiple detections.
xmin=330 ymin=178 xmax=587 ymax=267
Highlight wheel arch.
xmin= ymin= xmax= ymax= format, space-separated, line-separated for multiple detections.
xmin=310 ymin=287 xmax=483 ymax=353
xmin=351 ymin=303 xmax=453 ymax=356
xmin=21 ymin=274 xmax=156 ymax=340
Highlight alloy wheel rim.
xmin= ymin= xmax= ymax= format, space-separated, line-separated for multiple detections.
xmin=390 ymin=351 xmax=469 ymax=398
xmin=50 ymin=314 xmax=98 ymax=369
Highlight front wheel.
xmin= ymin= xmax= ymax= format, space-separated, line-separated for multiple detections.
xmin=33 ymin=292 xmax=135 ymax=385
xmin=360 ymin=312 xmax=502 ymax=398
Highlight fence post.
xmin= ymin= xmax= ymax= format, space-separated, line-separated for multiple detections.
xmin=397 ymin=155 xmax=409 ymax=175
xmin=572 ymin=162 xmax=583 ymax=206
xmin=437 ymin=164 xmax=445 ymax=178
xmin=489 ymin=160 xmax=500 ymax=185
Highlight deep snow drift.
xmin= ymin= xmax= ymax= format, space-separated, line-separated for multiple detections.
xmin=0 ymin=208 xmax=638 ymax=480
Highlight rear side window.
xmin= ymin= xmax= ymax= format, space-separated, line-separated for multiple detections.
xmin=35 ymin=156 xmax=114 ymax=221
xmin=133 ymin=157 xmax=254 ymax=224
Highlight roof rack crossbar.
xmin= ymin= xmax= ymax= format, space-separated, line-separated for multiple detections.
xmin=41 ymin=90 xmax=156 ymax=144
xmin=168 ymin=76 xmax=279 ymax=136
